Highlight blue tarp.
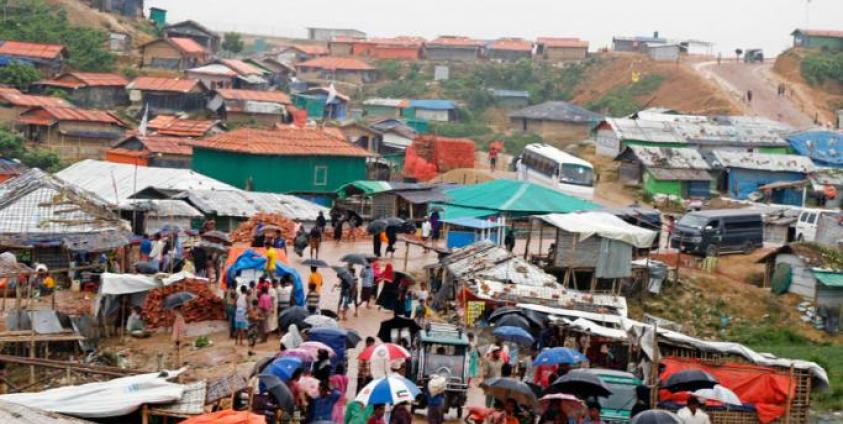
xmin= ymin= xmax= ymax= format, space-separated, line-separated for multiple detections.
xmin=727 ymin=169 xmax=805 ymax=206
xmin=225 ymin=249 xmax=305 ymax=306
xmin=409 ymin=99 xmax=457 ymax=110
xmin=787 ymin=130 xmax=843 ymax=167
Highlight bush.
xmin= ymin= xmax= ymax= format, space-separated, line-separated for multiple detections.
xmin=587 ymin=74 xmax=665 ymax=116
xmin=379 ymin=60 xmax=401 ymax=80
xmin=0 ymin=126 xmax=62 ymax=171
xmin=801 ymin=52 xmax=843 ymax=85
xmin=0 ymin=62 xmax=41 ymax=89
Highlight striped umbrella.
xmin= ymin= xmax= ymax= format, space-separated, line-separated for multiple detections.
xmin=358 ymin=343 xmax=411 ymax=362
xmin=355 ymin=375 xmax=421 ymax=406
xmin=299 ymin=341 xmax=336 ymax=358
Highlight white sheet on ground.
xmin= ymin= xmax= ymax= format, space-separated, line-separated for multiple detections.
xmin=536 ymin=212 xmax=657 ymax=248
xmin=0 ymin=370 xmax=185 ymax=418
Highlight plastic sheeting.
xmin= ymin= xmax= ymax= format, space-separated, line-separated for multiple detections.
xmin=224 ymin=248 xmax=304 ymax=306
xmin=0 ymin=370 xmax=185 ymax=418
xmin=536 ymin=212 xmax=657 ymax=248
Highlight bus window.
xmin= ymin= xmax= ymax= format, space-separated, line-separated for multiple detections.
xmin=560 ymin=164 xmax=594 ymax=186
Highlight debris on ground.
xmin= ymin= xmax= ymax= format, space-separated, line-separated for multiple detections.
xmin=142 ymin=280 xmax=225 ymax=328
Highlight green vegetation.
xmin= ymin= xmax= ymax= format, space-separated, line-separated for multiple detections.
xmin=0 ymin=0 xmax=115 ymax=72
xmin=586 ymin=74 xmax=665 ymax=116
xmin=0 ymin=62 xmax=41 ymax=89
xmin=0 ymin=127 xmax=62 ymax=172
xmin=801 ymin=52 xmax=843 ymax=85
xmin=375 ymin=62 xmax=428 ymax=98
xmin=222 ymin=32 xmax=245 ymax=54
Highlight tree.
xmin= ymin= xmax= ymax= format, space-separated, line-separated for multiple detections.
xmin=222 ymin=32 xmax=244 ymax=54
xmin=0 ymin=62 xmax=41 ymax=89
xmin=0 ymin=127 xmax=61 ymax=171
xmin=735 ymin=48 xmax=743 ymax=63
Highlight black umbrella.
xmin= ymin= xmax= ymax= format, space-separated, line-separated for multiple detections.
xmin=480 ymin=377 xmax=538 ymax=408
xmin=548 ymin=369 xmax=612 ymax=398
xmin=377 ymin=315 xmax=422 ymax=343
xmin=345 ymin=329 xmax=362 ymax=348
xmin=489 ymin=307 xmax=545 ymax=328
xmin=341 ymin=253 xmax=375 ymax=265
xmin=258 ymin=373 xmax=295 ymax=415
xmin=164 ymin=292 xmax=196 ymax=309
xmin=383 ymin=217 xmax=405 ymax=227
xmin=367 ymin=219 xmax=388 ymax=234
xmin=332 ymin=265 xmax=354 ymax=280
xmin=319 ymin=309 xmax=338 ymax=319
xmin=661 ymin=369 xmax=718 ymax=392
xmin=134 ymin=261 xmax=158 ymax=275
xmin=200 ymin=230 xmax=231 ymax=244
xmin=301 ymin=258 xmax=330 ymax=268
xmin=279 ymin=306 xmax=310 ymax=329
xmin=493 ymin=314 xmax=532 ymax=332
xmin=630 ymin=410 xmax=682 ymax=424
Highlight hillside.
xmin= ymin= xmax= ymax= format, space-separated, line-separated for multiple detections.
xmin=45 ymin=0 xmax=155 ymax=47
xmin=572 ymin=53 xmax=741 ymax=116
xmin=774 ymin=48 xmax=843 ymax=126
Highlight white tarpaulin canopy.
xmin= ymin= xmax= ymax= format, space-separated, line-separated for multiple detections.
xmin=95 ymin=272 xmax=205 ymax=317
xmin=0 ymin=370 xmax=185 ymax=418
xmin=535 ymin=212 xmax=657 ymax=248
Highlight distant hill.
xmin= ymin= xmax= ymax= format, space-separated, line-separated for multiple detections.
xmin=774 ymin=48 xmax=843 ymax=126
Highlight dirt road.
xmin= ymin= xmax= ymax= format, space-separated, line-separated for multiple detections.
xmin=694 ymin=61 xmax=815 ymax=128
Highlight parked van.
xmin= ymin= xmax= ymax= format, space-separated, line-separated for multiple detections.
xmin=670 ymin=209 xmax=763 ymax=256
xmin=604 ymin=206 xmax=662 ymax=250
xmin=794 ymin=209 xmax=839 ymax=243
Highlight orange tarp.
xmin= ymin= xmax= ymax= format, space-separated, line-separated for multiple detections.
xmin=180 ymin=409 xmax=266 ymax=424
xmin=660 ymin=357 xmax=795 ymax=424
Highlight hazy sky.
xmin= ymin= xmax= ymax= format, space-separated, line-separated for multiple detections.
xmin=147 ymin=0 xmax=843 ymax=55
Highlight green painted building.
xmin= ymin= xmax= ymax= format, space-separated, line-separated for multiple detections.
xmin=617 ymin=145 xmax=714 ymax=200
xmin=191 ymin=127 xmax=370 ymax=196
xmin=792 ymin=29 xmax=843 ymax=50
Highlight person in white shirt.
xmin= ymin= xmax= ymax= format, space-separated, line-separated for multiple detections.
xmin=276 ymin=276 xmax=293 ymax=312
xmin=148 ymin=234 xmax=165 ymax=271
xmin=421 ymin=219 xmax=432 ymax=253
xmin=677 ymin=397 xmax=711 ymax=424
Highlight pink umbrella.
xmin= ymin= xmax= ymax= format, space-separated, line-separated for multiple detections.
xmin=279 ymin=348 xmax=317 ymax=362
xmin=358 ymin=343 xmax=411 ymax=361
xmin=539 ymin=393 xmax=584 ymax=414
xmin=299 ymin=376 xmax=321 ymax=398
xmin=299 ymin=341 xmax=336 ymax=357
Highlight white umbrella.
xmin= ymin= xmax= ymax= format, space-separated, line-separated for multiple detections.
xmin=304 ymin=315 xmax=338 ymax=328
xmin=355 ymin=375 xmax=420 ymax=406
xmin=693 ymin=385 xmax=742 ymax=406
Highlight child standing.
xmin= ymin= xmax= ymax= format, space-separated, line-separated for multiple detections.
xmin=306 ymin=282 xmax=320 ymax=314
xmin=234 ymin=285 xmax=249 ymax=346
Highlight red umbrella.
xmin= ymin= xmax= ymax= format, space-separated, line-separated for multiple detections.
xmin=358 ymin=343 xmax=411 ymax=362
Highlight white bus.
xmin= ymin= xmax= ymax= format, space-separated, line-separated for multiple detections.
xmin=516 ymin=143 xmax=595 ymax=200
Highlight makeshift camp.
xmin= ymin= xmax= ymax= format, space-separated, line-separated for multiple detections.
xmin=223 ymin=247 xmax=304 ymax=305
xmin=441 ymin=217 xmax=504 ymax=249
xmin=94 ymin=272 xmax=202 ymax=327
xmin=532 ymin=212 xmax=657 ymax=290
xmin=0 ymin=370 xmax=185 ymax=418
xmin=229 ymin=213 xmax=298 ymax=244
xmin=142 ymin=279 xmax=224 ymax=328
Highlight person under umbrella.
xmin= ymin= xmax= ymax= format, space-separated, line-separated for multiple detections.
xmin=258 ymin=373 xmax=296 ymax=417
xmin=308 ymin=380 xmax=341 ymax=422
xmin=538 ymin=393 xmax=584 ymax=424
xmin=265 ymin=356 xmax=304 ymax=381
xmin=342 ymin=253 xmax=375 ymax=266
xmin=677 ymin=397 xmax=711 ymax=424
xmin=548 ymin=369 xmax=612 ymax=399
xmin=355 ymin=374 xmax=420 ymax=407
xmin=534 ymin=347 xmax=588 ymax=367
xmin=492 ymin=326 xmax=535 ymax=347
xmin=662 ymin=369 xmax=718 ymax=393
xmin=631 ymin=409 xmax=682 ymax=424
xmin=481 ymin=377 xmax=538 ymax=410
xmin=278 ymin=306 xmax=310 ymax=329
xmin=693 ymin=385 xmax=741 ymax=407
xmin=493 ymin=314 xmax=533 ymax=332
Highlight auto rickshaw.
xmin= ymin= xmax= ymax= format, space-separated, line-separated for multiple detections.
xmin=411 ymin=323 xmax=470 ymax=418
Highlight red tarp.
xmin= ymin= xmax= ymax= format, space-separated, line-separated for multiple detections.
xmin=180 ymin=409 xmax=266 ymax=424
xmin=660 ymin=357 xmax=796 ymax=424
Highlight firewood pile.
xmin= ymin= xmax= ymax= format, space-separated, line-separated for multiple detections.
xmin=230 ymin=213 xmax=297 ymax=244
xmin=324 ymin=226 xmax=369 ymax=239
xmin=141 ymin=280 xmax=225 ymax=328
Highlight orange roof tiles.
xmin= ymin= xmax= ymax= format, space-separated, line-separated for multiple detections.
xmin=132 ymin=135 xmax=193 ymax=155
xmin=367 ymin=36 xmax=425 ymax=48
xmin=428 ymin=36 xmax=486 ymax=48
xmin=127 ymin=77 xmax=202 ymax=93
xmin=331 ymin=35 xmax=366 ymax=43
xmin=0 ymin=41 xmax=66 ymax=59
xmin=39 ymin=72 xmax=129 ymax=89
xmin=0 ymin=93 xmax=71 ymax=108
xmin=169 ymin=37 xmax=208 ymax=55
xmin=17 ymin=106 xmax=127 ymax=126
xmin=0 ymin=87 xmax=21 ymax=95
xmin=288 ymin=44 xmax=329 ymax=55
xmin=215 ymin=89 xmax=291 ymax=104
xmin=194 ymin=127 xmax=371 ymax=157
xmin=148 ymin=115 xmax=218 ymax=137
xmin=218 ymin=59 xmax=265 ymax=76
xmin=489 ymin=38 xmax=533 ymax=52
xmin=537 ymin=37 xmax=589 ymax=48
xmin=296 ymin=56 xmax=376 ymax=71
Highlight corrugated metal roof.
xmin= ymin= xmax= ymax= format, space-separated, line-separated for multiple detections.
xmin=56 ymin=159 xmax=236 ymax=203
xmin=489 ymin=89 xmax=530 ymax=98
xmin=648 ymin=168 xmax=712 ymax=181
xmin=296 ymin=56 xmax=376 ymax=71
xmin=187 ymin=63 xmax=237 ymax=77
xmin=488 ymin=38 xmax=533 ymax=51
xmin=120 ymin=135 xmax=192 ymax=155
xmin=127 ymin=77 xmax=202 ymax=93
xmin=536 ymin=37 xmax=589 ymax=48
xmin=363 ymin=98 xmax=409 ymax=108
xmin=625 ymin=146 xmax=710 ymax=169
xmin=193 ymin=127 xmax=371 ymax=157
xmin=169 ymin=37 xmax=207 ymax=55
xmin=218 ymin=59 xmax=265 ymax=76
xmin=0 ymin=168 xmax=128 ymax=240
xmin=148 ymin=115 xmax=219 ymax=138
xmin=23 ymin=106 xmax=127 ymax=126
xmin=443 ymin=240 xmax=557 ymax=287
xmin=0 ymin=92 xmax=71 ymax=108
xmin=427 ymin=36 xmax=485 ymax=48
xmin=284 ymin=44 xmax=329 ymax=55
xmin=366 ymin=36 xmax=426 ymax=48
xmin=603 ymin=114 xmax=792 ymax=147
xmin=711 ymin=150 xmax=815 ymax=173
xmin=120 ymin=198 xmax=203 ymax=217
xmin=39 ymin=72 xmax=128 ymax=88
xmin=0 ymin=40 xmax=65 ymax=59
xmin=176 ymin=189 xmax=328 ymax=221
xmin=509 ymin=101 xmax=602 ymax=123
xmin=216 ymin=89 xmax=291 ymax=104
xmin=793 ymin=29 xmax=843 ymax=39
xmin=812 ymin=270 xmax=843 ymax=287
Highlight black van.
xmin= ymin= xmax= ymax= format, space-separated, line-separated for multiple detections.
xmin=604 ymin=207 xmax=662 ymax=250
xmin=670 ymin=209 xmax=763 ymax=256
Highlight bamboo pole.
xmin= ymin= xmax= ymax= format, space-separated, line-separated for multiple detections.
xmin=784 ymin=364 xmax=794 ymax=424
xmin=403 ymin=241 xmax=409 ymax=271
xmin=523 ymin=218 xmax=532 ymax=260
xmin=650 ymin=322 xmax=659 ymax=409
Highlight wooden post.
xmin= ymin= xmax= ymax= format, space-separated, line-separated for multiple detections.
xmin=0 ymin=361 xmax=6 ymax=394
xmin=141 ymin=404 xmax=149 ymax=424
xmin=650 ymin=322 xmax=659 ymax=409
xmin=120 ymin=296 xmax=127 ymax=341
xmin=65 ymin=366 xmax=72 ymax=385
xmin=29 ymin=337 xmax=35 ymax=385
xmin=538 ymin=222 xmax=544 ymax=256
xmin=403 ymin=241 xmax=409 ymax=271
xmin=784 ymin=364 xmax=795 ymax=424
xmin=523 ymin=217 xmax=533 ymax=260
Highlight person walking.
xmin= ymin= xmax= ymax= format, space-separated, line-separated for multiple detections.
xmin=149 ymin=233 xmax=165 ymax=271
xmin=483 ymin=347 xmax=505 ymax=407
xmin=746 ymin=89 xmax=753 ymax=103
xmin=489 ymin=146 xmax=499 ymax=171
xmin=308 ymin=266 xmax=324 ymax=294
xmin=504 ymin=227 xmax=515 ymax=252
xmin=306 ymin=283 xmax=321 ymax=314
xmin=677 ymin=397 xmax=711 ymax=424
xmin=385 ymin=225 xmax=398 ymax=257
xmin=140 ymin=234 xmax=152 ymax=261
xmin=309 ymin=225 xmax=322 ymax=259
xmin=234 ymin=285 xmax=249 ymax=346
xmin=171 ymin=305 xmax=186 ymax=367
xmin=316 ymin=211 xmax=327 ymax=233
xmin=372 ymin=230 xmax=383 ymax=257
xmin=360 ymin=262 xmax=375 ymax=309
xmin=267 ymin=279 xmax=279 ymax=334
xmin=421 ymin=218 xmax=432 ymax=253
xmin=430 ymin=210 xmax=441 ymax=242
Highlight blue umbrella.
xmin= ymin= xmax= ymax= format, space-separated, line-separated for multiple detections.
xmin=266 ymin=356 xmax=304 ymax=381
xmin=534 ymin=347 xmax=587 ymax=367
xmin=492 ymin=325 xmax=535 ymax=346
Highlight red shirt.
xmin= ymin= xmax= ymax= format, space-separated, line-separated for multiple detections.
xmin=367 ymin=415 xmax=385 ymax=424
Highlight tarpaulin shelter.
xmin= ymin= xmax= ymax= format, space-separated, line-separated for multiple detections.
xmin=787 ymin=130 xmax=843 ymax=168
xmin=435 ymin=179 xmax=600 ymax=220
xmin=0 ymin=370 xmax=185 ymax=418
xmin=94 ymin=272 xmax=204 ymax=320
xmin=223 ymin=246 xmax=304 ymax=306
